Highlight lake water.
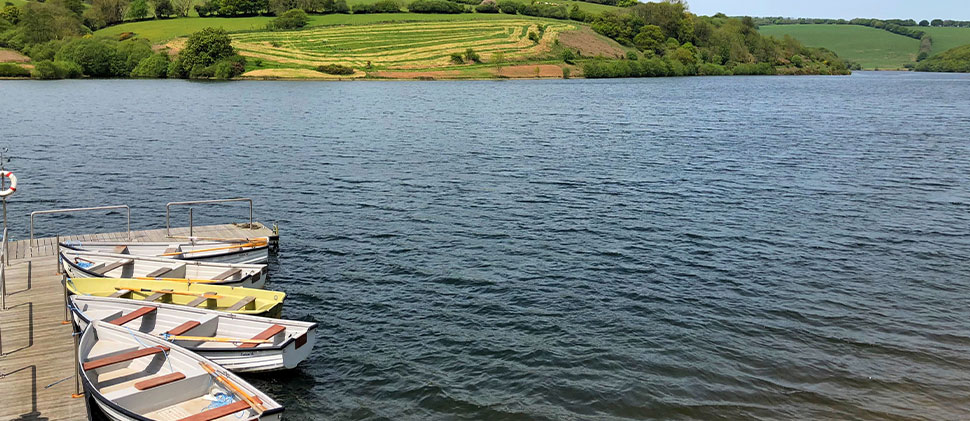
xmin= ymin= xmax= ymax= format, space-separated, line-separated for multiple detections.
xmin=3 ymin=71 xmax=970 ymax=420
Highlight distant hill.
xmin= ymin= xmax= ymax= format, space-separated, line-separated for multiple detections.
xmin=758 ymin=24 xmax=918 ymax=69
xmin=915 ymin=44 xmax=970 ymax=72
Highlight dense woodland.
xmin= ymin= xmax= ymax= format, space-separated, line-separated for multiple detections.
xmin=1 ymin=0 xmax=850 ymax=79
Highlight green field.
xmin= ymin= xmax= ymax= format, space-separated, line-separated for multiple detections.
xmin=919 ymin=27 xmax=970 ymax=55
xmin=759 ymin=24 xmax=919 ymax=69
xmin=95 ymin=13 xmax=526 ymax=42
xmin=232 ymin=18 xmax=573 ymax=68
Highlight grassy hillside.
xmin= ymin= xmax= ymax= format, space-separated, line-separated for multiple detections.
xmin=759 ymin=24 xmax=918 ymax=69
xmin=915 ymin=44 xmax=970 ymax=72
xmin=233 ymin=18 xmax=573 ymax=69
xmin=95 ymin=13 xmax=519 ymax=42
xmin=919 ymin=27 xmax=970 ymax=55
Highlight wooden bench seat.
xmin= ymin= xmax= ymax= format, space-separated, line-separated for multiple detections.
xmin=166 ymin=321 xmax=201 ymax=336
xmin=212 ymin=268 xmax=242 ymax=281
xmin=238 ymin=324 xmax=285 ymax=349
xmin=83 ymin=346 xmax=170 ymax=371
xmin=186 ymin=293 xmax=218 ymax=308
xmin=110 ymin=289 xmax=132 ymax=298
xmin=134 ymin=372 xmax=186 ymax=391
xmin=93 ymin=259 xmax=133 ymax=275
xmin=145 ymin=267 xmax=174 ymax=278
xmin=143 ymin=289 xmax=174 ymax=302
xmin=226 ymin=296 xmax=256 ymax=312
xmin=108 ymin=306 xmax=157 ymax=326
xmin=177 ymin=400 xmax=250 ymax=421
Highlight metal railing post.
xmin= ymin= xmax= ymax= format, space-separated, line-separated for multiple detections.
xmin=189 ymin=208 xmax=193 ymax=237
xmin=30 ymin=205 xmax=131 ymax=246
xmin=55 ymin=235 xmax=60 ymax=275
xmin=1 ymin=227 xmax=6 ymax=311
xmin=165 ymin=198 xmax=253 ymax=236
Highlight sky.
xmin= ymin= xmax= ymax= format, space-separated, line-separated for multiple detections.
xmin=684 ymin=0 xmax=970 ymax=21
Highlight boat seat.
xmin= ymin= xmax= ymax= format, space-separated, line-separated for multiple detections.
xmin=166 ymin=321 xmax=201 ymax=336
xmin=145 ymin=267 xmax=174 ymax=278
xmin=212 ymin=268 xmax=241 ymax=281
xmin=186 ymin=292 xmax=218 ymax=308
xmin=108 ymin=306 xmax=157 ymax=326
xmin=144 ymin=289 xmax=174 ymax=302
xmin=135 ymin=372 xmax=186 ymax=390
xmin=110 ymin=289 xmax=133 ymax=298
xmin=177 ymin=400 xmax=250 ymax=421
xmin=164 ymin=246 xmax=182 ymax=257
xmin=113 ymin=245 xmax=129 ymax=254
xmin=85 ymin=262 xmax=106 ymax=273
xmin=238 ymin=324 xmax=285 ymax=349
xmin=226 ymin=296 xmax=256 ymax=312
xmin=83 ymin=346 xmax=170 ymax=371
xmin=93 ymin=259 xmax=133 ymax=275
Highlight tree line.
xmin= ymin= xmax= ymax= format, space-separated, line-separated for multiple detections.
xmin=584 ymin=3 xmax=850 ymax=78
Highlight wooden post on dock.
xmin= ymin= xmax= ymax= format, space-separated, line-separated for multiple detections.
xmin=62 ymin=272 xmax=70 ymax=325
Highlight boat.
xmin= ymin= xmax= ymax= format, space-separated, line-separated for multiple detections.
xmin=66 ymin=278 xmax=285 ymax=318
xmin=59 ymin=237 xmax=271 ymax=264
xmin=60 ymin=249 xmax=268 ymax=289
xmin=79 ymin=320 xmax=284 ymax=421
xmin=71 ymin=295 xmax=316 ymax=373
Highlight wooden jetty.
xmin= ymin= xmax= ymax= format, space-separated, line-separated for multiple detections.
xmin=0 ymin=222 xmax=276 ymax=420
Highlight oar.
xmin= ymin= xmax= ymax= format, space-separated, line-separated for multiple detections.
xmin=134 ymin=276 xmax=222 ymax=284
xmin=115 ymin=287 xmax=223 ymax=299
xmin=162 ymin=335 xmax=271 ymax=345
xmin=199 ymin=362 xmax=266 ymax=413
xmin=158 ymin=242 xmax=266 ymax=257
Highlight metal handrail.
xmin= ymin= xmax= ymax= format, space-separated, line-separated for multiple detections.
xmin=30 ymin=205 xmax=131 ymax=247
xmin=166 ymin=198 xmax=253 ymax=237
xmin=2 ymin=227 xmax=7 ymax=311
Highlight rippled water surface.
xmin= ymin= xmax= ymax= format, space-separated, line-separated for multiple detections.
xmin=3 ymin=72 xmax=970 ymax=420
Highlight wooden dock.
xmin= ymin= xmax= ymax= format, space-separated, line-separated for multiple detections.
xmin=0 ymin=222 xmax=276 ymax=421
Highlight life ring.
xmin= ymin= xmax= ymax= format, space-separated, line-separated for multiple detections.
xmin=0 ymin=171 xmax=17 ymax=197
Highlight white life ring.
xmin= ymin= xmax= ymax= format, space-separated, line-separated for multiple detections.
xmin=0 ymin=171 xmax=17 ymax=197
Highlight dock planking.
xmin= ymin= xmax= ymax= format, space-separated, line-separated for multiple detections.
xmin=0 ymin=222 xmax=275 ymax=421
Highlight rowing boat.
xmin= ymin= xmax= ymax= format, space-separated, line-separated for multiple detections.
xmin=60 ymin=238 xmax=271 ymax=264
xmin=72 ymin=295 xmax=316 ymax=373
xmin=66 ymin=278 xmax=285 ymax=318
xmin=61 ymin=249 xmax=268 ymax=289
xmin=79 ymin=320 xmax=284 ymax=421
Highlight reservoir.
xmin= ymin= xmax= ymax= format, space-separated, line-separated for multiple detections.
xmin=3 ymin=72 xmax=970 ymax=420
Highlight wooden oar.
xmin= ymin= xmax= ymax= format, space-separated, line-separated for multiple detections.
xmin=115 ymin=287 xmax=223 ymax=299
xmin=199 ymin=362 xmax=266 ymax=413
xmin=163 ymin=335 xmax=271 ymax=345
xmin=134 ymin=276 xmax=221 ymax=284
xmin=158 ymin=242 xmax=266 ymax=257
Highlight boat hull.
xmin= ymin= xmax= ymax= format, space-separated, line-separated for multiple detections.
xmin=61 ymin=254 xmax=266 ymax=289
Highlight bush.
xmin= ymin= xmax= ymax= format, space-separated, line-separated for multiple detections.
xmin=560 ymin=49 xmax=576 ymax=64
xmin=316 ymin=64 xmax=354 ymax=74
xmin=464 ymin=48 xmax=480 ymax=63
xmin=131 ymin=53 xmax=171 ymax=78
xmin=450 ymin=52 xmax=464 ymax=64
xmin=561 ymin=67 xmax=570 ymax=78
xmin=25 ymin=40 xmax=66 ymax=61
xmin=527 ymin=31 xmax=539 ymax=43
xmin=697 ymin=62 xmax=729 ymax=76
xmin=408 ymin=0 xmax=462 ymax=13
xmin=29 ymin=60 xmax=82 ymax=79
xmin=353 ymin=0 xmax=400 ymax=13
xmin=474 ymin=1 xmax=498 ymax=13
xmin=496 ymin=0 xmax=517 ymax=14
xmin=625 ymin=50 xmax=638 ymax=60
xmin=731 ymin=62 xmax=776 ymax=75
xmin=0 ymin=62 xmax=30 ymax=77
xmin=268 ymin=8 xmax=309 ymax=30
xmin=55 ymin=38 xmax=117 ymax=77
xmin=172 ymin=27 xmax=237 ymax=78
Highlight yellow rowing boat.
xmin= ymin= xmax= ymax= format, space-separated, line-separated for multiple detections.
xmin=66 ymin=277 xmax=285 ymax=318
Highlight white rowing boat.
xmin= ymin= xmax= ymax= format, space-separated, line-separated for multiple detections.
xmin=79 ymin=320 xmax=284 ymax=421
xmin=60 ymin=238 xmax=270 ymax=265
xmin=72 ymin=295 xmax=316 ymax=373
xmin=61 ymin=249 xmax=268 ymax=289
